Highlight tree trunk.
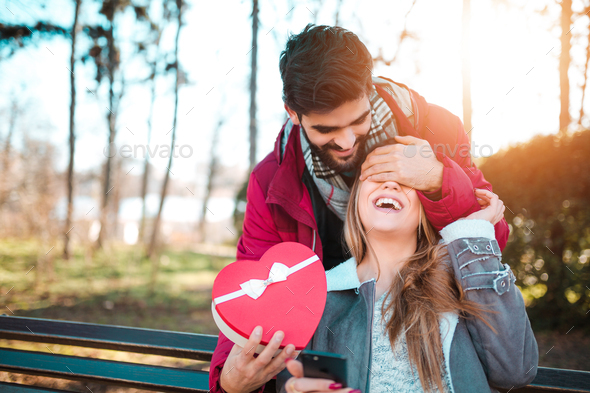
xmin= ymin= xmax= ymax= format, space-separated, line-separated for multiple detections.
xmin=147 ymin=0 xmax=183 ymax=259
xmin=96 ymin=1 xmax=119 ymax=249
xmin=461 ymin=0 xmax=473 ymax=143
xmin=198 ymin=118 xmax=223 ymax=241
xmin=0 ymin=99 xmax=17 ymax=208
xmin=249 ymin=0 xmax=259 ymax=171
xmin=139 ymin=39 xmax=160 ymax=243
xmin=559 ymin=0 xmax=572 ymax=135
xmin=63 ymin=0 xmax=81 ymax=260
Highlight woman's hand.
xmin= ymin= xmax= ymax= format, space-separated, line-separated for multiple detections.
xmin=284 ymin=359 xmax=361 ymax=393
xmin=220 ymin=326 xmax=296 ymax=393
xmin=464 ymin=189 xmax=505 ymax=225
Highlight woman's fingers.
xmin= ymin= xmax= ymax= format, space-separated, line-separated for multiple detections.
xmin=285 ymin=361 xmax=358 ymax=393
xmin=474 ymin=189 xmax=492 ymax=207
xmin=285 ymin=358 xmax=304 ymax=378
xmin=494 ymin=203 xmax=506 ymax=225
xmin=476 ymin=197 xmax=490 ymax=208
xmin=475 ymin=189 xmax=499 ymax=209
xmin=474 ymin=189 xmax=505 ymax=224
xmin=286 ymin=376 xmax=341 ymax=393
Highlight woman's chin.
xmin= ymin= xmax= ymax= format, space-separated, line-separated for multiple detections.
xmin=366 ymin=222 xmax=409 ymax=236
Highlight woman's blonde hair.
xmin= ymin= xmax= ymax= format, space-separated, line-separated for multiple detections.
xmin=343 ymin=174 xmax=492 ymax=392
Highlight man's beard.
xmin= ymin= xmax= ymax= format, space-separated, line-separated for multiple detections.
xmin=300 ymin=124 xmax=369 ymax=175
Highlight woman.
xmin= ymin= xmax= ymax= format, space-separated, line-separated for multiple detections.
xmin=277 ymin=171 xmax=539 ymax=392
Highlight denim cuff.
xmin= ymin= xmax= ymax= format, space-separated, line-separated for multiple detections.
xmin=450 ymin=237 xmax=515 ymax=295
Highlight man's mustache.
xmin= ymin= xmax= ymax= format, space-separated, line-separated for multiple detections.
xmin=322 ymin=135 xmax=366 ymax=153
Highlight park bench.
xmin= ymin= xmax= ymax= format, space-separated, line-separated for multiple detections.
xmin=0 ymin=315 xmax=589 ymax=392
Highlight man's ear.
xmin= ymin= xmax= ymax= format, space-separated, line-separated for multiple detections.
xmin=284 ymin=104 xmax=300 ymax=125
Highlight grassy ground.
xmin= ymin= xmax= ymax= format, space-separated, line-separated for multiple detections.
xmin=1 ymin=238 xmax=588 ymax=392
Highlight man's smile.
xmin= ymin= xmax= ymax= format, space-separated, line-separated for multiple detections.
xmin=331 ymin=143 xmax=358 ymax=158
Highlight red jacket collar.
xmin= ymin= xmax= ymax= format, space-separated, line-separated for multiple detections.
xmin=267 ymin=121 xmax=317 ymax=230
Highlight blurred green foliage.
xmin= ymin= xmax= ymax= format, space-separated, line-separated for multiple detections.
xmin=480 ymin=130 xmax=590 ymax=332
xmin=0 ymin=239 xmax=232 ymax=334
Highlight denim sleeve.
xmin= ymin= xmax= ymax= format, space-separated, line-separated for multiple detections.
xmin=441 ymin=219 xmax=539 ymax=389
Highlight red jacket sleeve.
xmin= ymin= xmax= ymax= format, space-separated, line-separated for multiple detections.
xmin=417 ymin=112 xmax=509 ymax=250
xmin=209 ymin=172 xmax=280 ymax=393
xmin=209 ymin=332 xmax=235 ymax=393
xmin=236 ymin=172 xmax=283 ymax=261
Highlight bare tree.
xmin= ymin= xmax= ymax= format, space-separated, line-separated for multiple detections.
xmin=0 ymin=97 xmax=19 ymax=208
xmin=372 ymin=0 xmax=418 ymax=66
xmin=95 ymin=0 xmax=122 ymax=249
xmin=249 ymin=0 xmax=259 ymax=171
xmin=198 ymin=117 xmax=225 ymax=241
xmin=147 ymin=0 xmax=184 ymax=258
xmin=0 ymin=22 xmax=67 ymax=55
xmin=63 ymin=0 xmax=82 ymax=260
xmin=139 ymin=21 xmax=165 ymax=244
xmin=559 ymin=0 xmax=572 ymax=135
xmin=88 ymin=2 xmax=148 ymax=248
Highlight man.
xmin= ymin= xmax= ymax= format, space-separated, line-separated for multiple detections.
xmin=210 ymin=24 xmax=509 ymax=393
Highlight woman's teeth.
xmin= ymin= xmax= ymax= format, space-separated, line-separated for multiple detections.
xmin=375 ymin=198 xmax=402 ymax=210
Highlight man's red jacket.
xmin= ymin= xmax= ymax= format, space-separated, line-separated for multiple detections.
xmin=209 ymin=79 xmax=509 ymax=393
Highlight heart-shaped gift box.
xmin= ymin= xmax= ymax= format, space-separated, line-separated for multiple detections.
xmin=212 ymin=242 xmax=327 ymax=355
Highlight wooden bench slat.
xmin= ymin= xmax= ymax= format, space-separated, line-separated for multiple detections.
xmin=529 ymin=367 xmax=590 ymax=392
xmin=0 ymin=348 xmax=209 ymax=392
xmin=0 ymin=316 xmax=217 ymax=361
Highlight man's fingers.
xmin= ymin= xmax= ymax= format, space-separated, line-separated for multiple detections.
xmin=228 ymin=341 xmax=243 ymax=357
xmin=362 ymin=149 xmax=397 ymax=167
xmin=365 ymin=171 xmax=399 ymax=183
xmin=265 ymin=344 xmax=296 ymax=375
xmin=361 ymin=163 xmax=395 ymax=180
xmin=239 ymin=325 xmax=263 ymax=361
xmin=285 ymin=359 xmax=304 ymax=378
xmin=360 ymin=146 xmax=401 ymax=177
xmin=253 ymin=330 xmax=285 ymax=367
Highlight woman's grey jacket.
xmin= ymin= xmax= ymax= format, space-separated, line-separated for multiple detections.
xmin=276 ymin=219 xmax=539 ymax=392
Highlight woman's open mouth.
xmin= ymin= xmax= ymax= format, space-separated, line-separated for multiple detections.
xmin=372 ymin=196 xmax=404 ymax=213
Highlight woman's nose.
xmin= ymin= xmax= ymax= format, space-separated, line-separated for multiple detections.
xmin=382 ymin=180 xmax=402 ymax=191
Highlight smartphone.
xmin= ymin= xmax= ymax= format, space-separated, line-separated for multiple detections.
xmin=300 ymin=350 xmax=348 ymax=387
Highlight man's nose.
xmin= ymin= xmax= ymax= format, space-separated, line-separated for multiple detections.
xmin=333 ymin=128 xmax=356 ymax=151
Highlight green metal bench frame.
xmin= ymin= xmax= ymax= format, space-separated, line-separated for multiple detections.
xmin=1 ymin=316 xmax=589 ymax=392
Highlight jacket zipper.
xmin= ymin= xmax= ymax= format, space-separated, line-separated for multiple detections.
xmin=365 ymin=281 xmax=376 ymax=392
xmin=312 ymin=229 xmax=316 ymax=252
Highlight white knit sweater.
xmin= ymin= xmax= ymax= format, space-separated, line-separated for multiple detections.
xmin=369 ymin=291 xmax=452 ymax=392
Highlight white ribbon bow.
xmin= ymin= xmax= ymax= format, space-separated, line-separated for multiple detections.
xmin=239 ymin=262 xmax=289 ymax=300
xmin=213 ymin=254 xmax=320 ymax=305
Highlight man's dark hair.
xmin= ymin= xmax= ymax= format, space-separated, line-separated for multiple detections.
xmin=279 ymin=24 xmax=374 ymax=116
